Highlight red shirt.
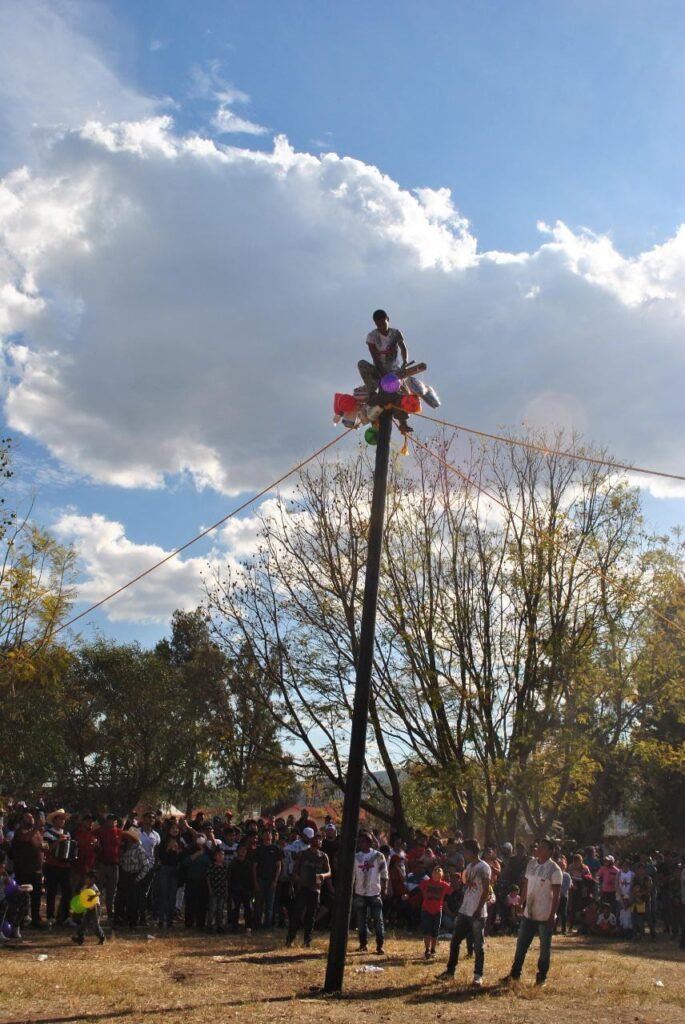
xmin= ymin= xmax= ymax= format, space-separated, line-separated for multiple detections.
xmin=75 ymin=828 xmax=98 ymax=873
xmin=97 ymin=827 xmax=124 ymax=866
xmin=419 ymin=878 xmax=453 ymax=914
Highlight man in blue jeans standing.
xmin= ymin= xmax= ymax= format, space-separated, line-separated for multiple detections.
xmin=353 ymin=831 xmax=388 ymax=954
xmin=506 ymin=838 xmax=562 ymax=986
xmin=438 ymin=838 xmax=491 ymax=986
xmin=251 ymin=828 xmax=283 ymax=929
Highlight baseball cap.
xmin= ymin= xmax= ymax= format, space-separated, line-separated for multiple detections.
xmin=303 ymin=827 xmax=316 ymax=839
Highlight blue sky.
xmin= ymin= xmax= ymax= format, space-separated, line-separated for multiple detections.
xmin=0 ymin=0 xmax=683 ymax=647
xmin=109 ymin=0 xmax=685 ymax=255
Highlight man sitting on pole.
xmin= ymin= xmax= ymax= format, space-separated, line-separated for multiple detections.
xmin=358 ymin=309 xmax=413 ymax=433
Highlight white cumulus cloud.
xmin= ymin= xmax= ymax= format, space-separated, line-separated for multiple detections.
xmin=53 ymin=512 xmax=218 ymax=624
xmin=0 ymin=3 xmax=683 ymax=511
xmin=52 ymin=500 xmax=274 ymax=625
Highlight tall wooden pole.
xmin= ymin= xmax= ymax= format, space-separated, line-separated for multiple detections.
xmin=324 ymin=409 xmax=393 ymax=993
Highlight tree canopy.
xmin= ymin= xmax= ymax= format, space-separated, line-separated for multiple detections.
xmin=207 ymin=431 xmax=685 ymax=842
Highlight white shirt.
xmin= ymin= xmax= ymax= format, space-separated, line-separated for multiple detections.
xmin=353 ymin=850 xmax=388 ymax=897
xmin=284 ymin=839 xmax=308 ymax=879
xmin=459 ymin=859 xmax=491 ymax=918
xmin=524 ymin=858 xmax=563 ymax=921
xmin=139 ymin=828 xmax=160 ymax=867
xmin=617 ymin=869 xmax=634 ymax=899
xmin=365 ymin=328 xmax=404 ymax=371
xmin=221 ymin=841 xmax=239 ymax=864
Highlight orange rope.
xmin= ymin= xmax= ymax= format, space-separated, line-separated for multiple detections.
xmin=410 ymin=433 xmax=685 ymax=641
xmin=54 ymin=429 xmax=353 ymax=637
xmin=413 ymin=411 xmax=685 ymax=484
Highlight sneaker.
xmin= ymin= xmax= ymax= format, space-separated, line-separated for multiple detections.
xmin=424 ymin=950 xmax=431 ymax=961
xmin=375 ymin=946 xmax=385 ymax=955
xmin=502 ymin=973 xmax=520 ymax=985
xmin=98 ymin=935 xmax=106 ymax=945
xmin=438 ymin=969 xmax=455 ymax=980
xmin=535 ymin=974 xmax=547 ymax=987
xmin=472 ymin=975 xmax=483 ymax=987
xmin=285 ymin=936 xmax=294 ymax=948
xmin=358 ymin=944 xmax=368 ymax=953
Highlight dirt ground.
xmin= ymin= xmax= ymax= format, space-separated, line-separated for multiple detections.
xmin=0 ymin=927 xmax=683 ymax=1024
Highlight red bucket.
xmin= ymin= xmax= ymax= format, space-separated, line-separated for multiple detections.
xmin=400 ymin=394 xmax=421 ymax=413
xmin=334 ymin=393 xmax=357 ymax=415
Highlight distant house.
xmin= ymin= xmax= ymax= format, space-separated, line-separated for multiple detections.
xmin=603 ymin=810 xmax=644 ymax=839
xmin=277 ymin=802 xmax=367 ymax=827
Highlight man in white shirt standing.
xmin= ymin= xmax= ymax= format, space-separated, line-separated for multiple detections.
xmin=139 ymin=811 xmax=160 ymax=927
xmin=353 ymin=830 xmax=388 ymax=955
xmin=617 ymin=858 xmax=634 ymax=902
xmin=506 ymin=838 xmax=562 ymax=987
xmin=438 ymin=838 xmax=490 ymax=987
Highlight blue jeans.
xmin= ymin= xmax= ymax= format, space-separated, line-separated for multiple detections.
xmin=354 ymin=894 xmax=384 ymax=948
xmin=446 ymin=913 xmax=485 ymax=976
xmin=207 ymin=894 xmax=228 ymax=930
xmin=254 ymin=879 xmax=277 ymax=928
xmin=157 ymin=865 xmax=178 ymax=926
xmin=511 ymin=916 xmax=554 ymax=980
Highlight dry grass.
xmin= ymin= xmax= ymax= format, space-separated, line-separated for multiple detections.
xmin=0 ymin=927 xmax=683 ymax=1024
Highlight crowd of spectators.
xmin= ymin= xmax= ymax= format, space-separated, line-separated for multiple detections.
xmin=1 ymin=798 xmax=684 ymax=958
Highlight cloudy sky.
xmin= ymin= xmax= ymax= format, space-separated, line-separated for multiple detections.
xmin=1 ymin=0 xmax=683 ymax=645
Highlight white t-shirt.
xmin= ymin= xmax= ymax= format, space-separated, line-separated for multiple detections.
xmin=459 ymin=859 xmax=491 ymax=918
xmin=365 ymin=328 xmax=404 ymax=371
xmin=617 ymin=870 xmax=634 ymax=899
xmin=284 ymin=839 xmax=308 ymax=879
xmin=619 ymin=906 xmax=633 ymax=930
xmin=524 ymin=858 xmax=563 ymax=921
xmin=353 ymin=850 xmax=388 ymax=897
xmin=139 ymin=828 xmax=160 ymax=868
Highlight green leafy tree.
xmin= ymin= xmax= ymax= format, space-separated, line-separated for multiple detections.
xmin=627 ymin=554 xmax=685 ymax=844
xmin=213 ymin=647 xmax=297 ymax=818
xmin=156 ymin=609 xmax=296 ymax=818
xmin=0 ymin=441 xmax=77 ymax=794
xmin=207 ymin=430 xmax=657 ymax=839
xmin=58 ymin=639 xmax=192 ymax=810
xmin=155 ymin=608 xmax=230 ymax=814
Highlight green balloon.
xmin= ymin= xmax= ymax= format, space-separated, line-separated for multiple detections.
xmin=70 ymin=893 xmax=86 ymax=915
xmin=365 ymin=426 xmax=378 ymax=445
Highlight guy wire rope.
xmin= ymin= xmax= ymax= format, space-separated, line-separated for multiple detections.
xmin=51 ymin=429 xmax=354 ymax=639
xmin=413 ymin=411 xmax=685 ymax=484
